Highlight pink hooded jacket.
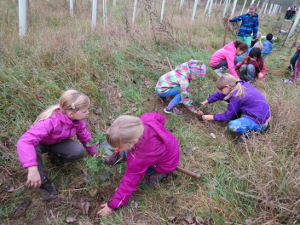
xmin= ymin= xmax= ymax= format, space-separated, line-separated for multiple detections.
xmin=107 ymin=112 xmax=180 ymax=209
xmin=210 ymin=41 xmax=239 ymax=79
xmin=17 ymin=110 xmax=97 ymax=168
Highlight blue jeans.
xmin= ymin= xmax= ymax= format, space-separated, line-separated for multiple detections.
xmin=239 ymin=64 xmax=255 ymax=81
xmin=156 ymin=87 xmax=181 ymax=105
xmin=228 ymin=117 xmax=268 ymax=134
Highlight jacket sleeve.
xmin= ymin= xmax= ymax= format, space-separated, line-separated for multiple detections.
xmin=17 ymin=120 xmax=53 ymax=168
xmin=213 ymin=93 xmax=243 ymax=121
xmin=207 ymin=91 xmax=226 ymax=103
xmin=140 ymin=112 xmax=166 ymax=126
xmin=230 ymin=15 xmax=243 ymax=22
xmin=260 ymin=61 xmax=266 ymax=76
xmin=225 ymin=52 xmax=239 ymax=79
xmin=252 ymin=18 xmax=259 ymax=39
xmin=76 ymin=122 xmax=97 ymax=156
xmin=107 ymin=157 xmax=148 ymax=209
xmin=179 ymin=77 xmax=195 ymax=112
xmin=290 ymin=45 xmax=300 ymax=68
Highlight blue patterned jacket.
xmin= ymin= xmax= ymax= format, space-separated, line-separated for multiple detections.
xmin=230 ymin=13 xmax=259 ymax=39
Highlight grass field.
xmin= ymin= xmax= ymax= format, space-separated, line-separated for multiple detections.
xmin=1 ymin=0 xmax=300 ymax=224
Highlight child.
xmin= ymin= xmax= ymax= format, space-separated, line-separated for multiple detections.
xmin=251 ymin=31 xmax=262 ymax=47
xmin=236 ymin=47 xmax=266 ymax=82
xmin=229 ymin=4 xmax=259 ymax=47
xmin=17 ymin=90 xmax=97 ymax=202
xmin=261 ymin=33 xmax=274 ymax=56
xmin=155 ymin=59 xmax=206 ymax=115
xmin=210 ymin=40 xmax=248 ymax=78
xmin=236 ymin=41 xmax=263 ymax=62
xmin=284 ymin=44 xmax=300 ymax=84
xmin=200 ymin=74 xmax=271 ymax=143
xmin=96 ymin=112 xmax=180 ymax=217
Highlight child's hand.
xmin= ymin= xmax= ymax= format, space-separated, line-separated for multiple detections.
xmin=26 ymin=166 xmax=41 ymax=188
xmin=202 ymin=115 xmax=214 ymax=121
xmin=258 ymin=72 xmax=264 ymax=80
xmin=194 ymin=110 xmax=203 ymax=116
xmin=228 ymin=17 xmax=232 ymax=21
xmin=96 ymin=203 xmax=113 ymax=217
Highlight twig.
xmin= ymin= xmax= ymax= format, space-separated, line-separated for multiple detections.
xmin=166 ymin=57 xmax=173 ymax=70
xmin=60 ymin=188 xmax=88 ymax=192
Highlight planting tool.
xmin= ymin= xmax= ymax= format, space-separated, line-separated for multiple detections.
xmin=176 ymin=167 xmax=201 ymax=179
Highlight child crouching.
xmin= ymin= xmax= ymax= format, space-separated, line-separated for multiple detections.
xmin=96 ymin=112 xmax=180 ymax=217
xmin=155 ymin=59 xmax=205 ymax=115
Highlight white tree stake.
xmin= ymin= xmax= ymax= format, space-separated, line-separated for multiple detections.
xmin=268 ymin=3 xmax=273 ymax=15
xmin=230 ymin=0 xmax=238 ymax=17
xmin=205 ymin=0 xmax=210 ymax=13
xmin=263 ymin=3 xmax=268 ymax=15
xmin=223 ymin=0 xmax=230 ymax=17
xmin=70 ymin=0 xmax=74 ymax=16
xmin=103 ymin=0 xmax=107 ymax=25
xmin=180 ymin=0 xmax=184 ymax=9
xmin=256 ymin=0 xmax=260 ymax=9
xmin=286 ymin=10 xmax=300 ymax=42
xmin=160 ymin=0 xmax=166 ymax=22
xmin=191 ymin=0 xmax=198 ymax=21
xmin=18 ymin=0 xmax=27 ymax=36
xmin=113 ymin=0 xmax=116 ymax=7
xmin=132 ymin=0 xmax=138 ymax=23
xmin=208 ymin=0 xmax=213 ymax=17
xmin=92 ymin=0 xmax=97 ymax=28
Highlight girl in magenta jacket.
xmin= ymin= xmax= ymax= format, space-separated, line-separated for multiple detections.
xmin=17 ymin=90 xmax=97 ymax=202
xmin=96 ymin=112 xmax=180 ymax=217
xmin=210 ymin=40 xmax=248 ymax=79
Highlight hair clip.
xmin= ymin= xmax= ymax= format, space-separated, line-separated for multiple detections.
xmin=71 ymin=103 xmax=76 ymax=110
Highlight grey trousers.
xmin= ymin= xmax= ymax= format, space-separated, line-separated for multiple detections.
xmin=35 ymin=139 xmax=85 ymax=183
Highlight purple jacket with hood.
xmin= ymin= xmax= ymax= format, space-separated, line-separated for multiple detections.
xmin=17 ymin=110 xmax=97 ymax=169
xmin=210 ymin=41 xmax=239 ymax=79
xmin=107 ymin=112 xmax=180 ymax=209
xmin=207 ymin=81 xmax=271 ymax=124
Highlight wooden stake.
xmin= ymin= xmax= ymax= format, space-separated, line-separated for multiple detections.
xmin=166 ymin=57 xmax=173 ymax=70
xmin=223 ymin=17 xmax=229 ymax=46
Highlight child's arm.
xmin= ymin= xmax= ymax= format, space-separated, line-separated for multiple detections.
xmin=229 ymin=15 xmax=243 ymax=22
xmin=258 ymin=61 xmax=267 ymax=81
xmin=178 ymin=77 xmax=197 ymax=112
xmin=76 ymin=122 xmax=98 ymax=156
xmin=290 ymin=45 xmax=300 ymax=69
xmin=252 ymin=18 xmax=259 ymax=40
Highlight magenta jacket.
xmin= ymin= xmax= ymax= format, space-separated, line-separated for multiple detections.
xmin=107 ymin=112 xmax=180 ymax=209
xmin=17 ymin=110 xmax=97 ymax=168
xmin=210 ymin=41 xmax=239 ymax=79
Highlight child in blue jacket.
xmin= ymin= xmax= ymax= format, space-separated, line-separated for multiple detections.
xmin=261 ymin=33 xmax=274 ymax=56
xmin=229 ymin=4 xmax=259 ymax=47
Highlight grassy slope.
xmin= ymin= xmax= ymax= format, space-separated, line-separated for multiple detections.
xmin=1 ymin=0 xmax=300 ymax=224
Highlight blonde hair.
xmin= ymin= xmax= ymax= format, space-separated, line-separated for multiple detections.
xmin=256 ymin=31 xmax=262 ymax=39
xmin=253 ymin=42 xmax=263 ymax=51
xmin=106 ymin=115 xmax=144 ymax=149
xmin=249 ymin=3 xmax=257 ymax=10
xmin=34 ymin=89 xmax=90 ymax=124
xmin=216 ymin=74 xmax=246 ymax=100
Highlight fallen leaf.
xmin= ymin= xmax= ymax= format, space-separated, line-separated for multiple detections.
xmin=99 ymin=88 xmax=106 ymax=93
xmin=131 ymin=107 xmax=138 ymax=112
xmin=125 ymin=220 xmax=134 ymax=225
xmin=3 ymin=185 xmax=14 ymax=192
xmin=118 ymin=93 xmax=122 ymax=98
xmin=166 ymin=184 xmax=175 ymax=190
xmin=15 ymin=200 xmax=31 ymax=217
xmin=139 ymin=74 xmax=145 ymax=79
xmin=129 ymin=102 xmax=138 ymax=107
xmin=165 ymin=196 xmax=176 ymax=204
xmin=111 ymin=83 xmax=117 ymax=87
xmin=90 ymin=117 xmax=98 ymax=125
xmin=66 ymin=216 xmax=77 ymax=223
xmin=94 ymin=107 xmax=102 ymax=115
xmin=83 ymin=202 xmax=90 ymax=215
xmin=185 ymin=216 xmax=194 ymax=224
xmin=1 ymin=154 xmax=9 ymax=160
xmin=210 ymin=133 xmax=216 ymax=139
xmin=144 ymin=80 xmax=151 ymax=88
xmin=191 ymin=147 xmax=199 ymax=151
xmin=195 ymin=216 xmax=205 ymax=223
xmin=168 ymin=216 xmax=176 ymax=222
xmin=183 ymin=148 xmax=193 ymax=155
xmin=130 ymin=200 xmax=138 ymax=209
xmin=34 ymin=91 xmax=43 ymax=98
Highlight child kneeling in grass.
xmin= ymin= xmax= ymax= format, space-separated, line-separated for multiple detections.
xmin=155 ymin=59 xmax=205 ymax=115
xmin=97 ymin=112 xmax=180 ymax=217
xmin=200 ymin=74 xmax=271 ymax=143
xmin=17 ymin=90 xmax=97 ymax=202
xmin=236 ymin=47 xmax=266 ymax=82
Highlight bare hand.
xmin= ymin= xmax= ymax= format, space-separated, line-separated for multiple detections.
xmin=202 ymin=115 xmax=214 ymax=121
xmin=228 ymin=17 xmax=232 ymax=21
xmin=26 ymin=166 xmax=41 ymax=188
xmin=194 ymin=110 xmax=203 ymax=116
xmin=258 ymin=72 xmax=264 ymax=80
xmin=96 ymin=203 xmax=113 ymax=217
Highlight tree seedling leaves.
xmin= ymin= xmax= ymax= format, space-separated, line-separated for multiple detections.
xmin=130 ymin=200 xmax=138 ymax=209
xmin=3 ymin=185 xmax=14 ymax=193
xmin=66 ymin=216 xmax=77 ymax=223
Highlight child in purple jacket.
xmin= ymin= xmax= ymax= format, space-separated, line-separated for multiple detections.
xmin=200 ymin=74 xmax=271 ymax=143
xmin=17 ymin=90 xmax=97 ymax=202
xmin=96 ymin=112 xmax=180 ymax=217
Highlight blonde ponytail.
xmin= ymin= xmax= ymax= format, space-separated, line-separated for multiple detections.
xmin=216 ymin=74 xmax=246 ymax=100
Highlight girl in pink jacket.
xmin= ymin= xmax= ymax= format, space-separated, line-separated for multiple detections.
xmin=96 ymin=112 xmax=180 ymax=217
xmin=17 ymin=90 xmax=97 ymax=202
xmin=210 ymin=40 xmax=248 ymax=78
